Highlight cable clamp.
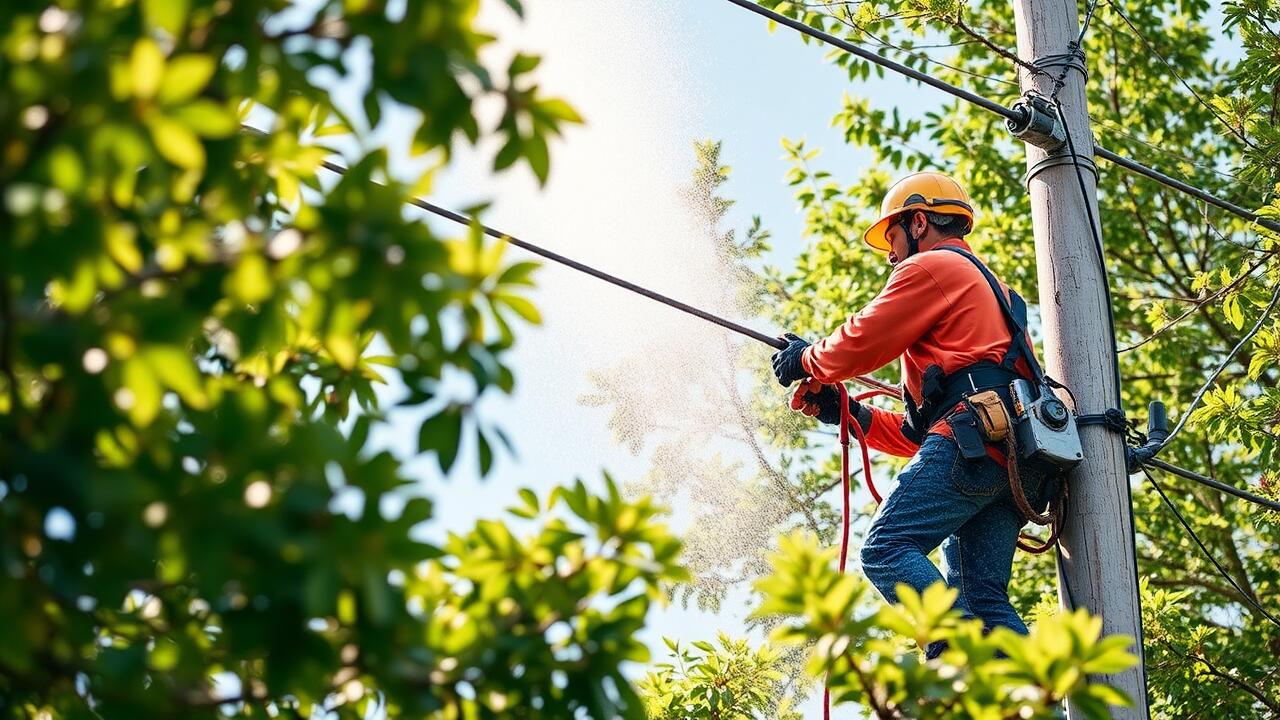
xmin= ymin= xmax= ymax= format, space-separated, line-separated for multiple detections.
xmin=1022 ymin=152 xmax=1098 ymax=187
xmin=1006 ymin=91 xmax=1067 ymax=152
xmin=1076 ymin=407 xmax=1128 ymax=434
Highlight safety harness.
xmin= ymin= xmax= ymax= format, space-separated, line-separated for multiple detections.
xmin=897 ymin=245 xmax=1068 ymax=553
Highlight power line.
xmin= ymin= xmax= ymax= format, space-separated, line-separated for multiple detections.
xmin=723 ymin=0 xmax=1020 ymax=120
xmin=1075 ymin=0 xmax=1101 ymax=45
xmin=722 ymin=0 xmax=1280 ymax=236
xmin=1161 ymin=281 xmax=1280 ymax=448
xmin=1090 ymin=117 xmax=1268 ymax=194
xmin=824 ymin=9 xmax=1022 ymax=89
xmin=1144 ymin=458 xmax=1280 ymax=513
xmin=275 ymin=149 xmax=912 ymax=397
xmin=1140 ymin=467 xmax=1280 ymax=630
xmin=1093 ymin=145 xmax=1278 ymax=234
xmin=1104 ymin=0 xmax=1258 ymax=152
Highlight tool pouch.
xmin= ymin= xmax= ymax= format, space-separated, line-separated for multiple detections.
xmin=947 ymin=411 xmax=989 ymax=461
xmin=966 ymin=389 xmax=1012 ymax=442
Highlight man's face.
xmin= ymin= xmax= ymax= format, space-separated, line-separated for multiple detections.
xmin=885 ymin=212 xmax=917 ymax=266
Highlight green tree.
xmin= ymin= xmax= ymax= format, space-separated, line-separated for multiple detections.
xmin=615 ymin=1 xmax=1279 ymax=716
xmin=637 ymin=634 xmax=802 ymax=720
xmin=0 ymin=1 xmax=686 ymax=718
xmin=637 ymin=536 xmax=1138 ymax=720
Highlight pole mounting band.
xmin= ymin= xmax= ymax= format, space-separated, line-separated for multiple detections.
xmin=1031 ymin=49 xmax=1088 ymax=84
xmin=1023 ymin=153 xmax=1099 ymax=188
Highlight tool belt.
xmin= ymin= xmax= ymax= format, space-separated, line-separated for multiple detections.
xmin=901 ymin=362 xmax=1065 ymax=554
xmin=896 ymin=245 xmax=1069 ymax=553
xmin=900 ymin=361 xmax=1019 ymax=452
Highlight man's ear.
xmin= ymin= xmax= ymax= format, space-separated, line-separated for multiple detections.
xmin=913 ymin=210 xmax=929 ymax=236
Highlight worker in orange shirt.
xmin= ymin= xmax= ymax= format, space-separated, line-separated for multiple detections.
xmin=770 ymin=172 xmax=1056 ymax=658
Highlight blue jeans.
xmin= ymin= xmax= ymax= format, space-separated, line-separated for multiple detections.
xmin=860 ymin=433 xmax=1054 ymax=658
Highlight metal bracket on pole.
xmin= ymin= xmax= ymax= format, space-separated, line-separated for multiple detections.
xmin=1023 ymin=152 xmax=1099 ymax=187
xmin=1006 ymin=91 xmax=1067 ymax=152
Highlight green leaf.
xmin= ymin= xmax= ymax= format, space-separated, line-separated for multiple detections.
xmin=144 ymin=345 xmax=208 ymax=409
xmin=225 ymin=253 xmax=272 ymax=305
xmin=130 ymin=39 xmax=166 ymax=100
xmin=1223 ymin=294 xmax=1245 ymax=330
xmin=509 ymin=52 xmax=542 ymax=76
xmin=143 ymin=0 xmax=191 ymax=34
xmin=121 ymin=356 xmax=163 ymax=426
xmin=169 ymin=100 xmax=238 ymax=138
xmin=149 ymin=117 xmax=205 ymax=171
xmin=494 ymin=135 xmax=522 ymax=172
xmin=496 ymin=293 xmax=542 ymax=324
xmin=477 ymin=430 xmax=494 ymax=476
xmin=525 ymin=132 xmax=550 ymax=184
xmin=497 ymin=261 xmax=540 ymax=287
xmin=159 ymin=55 xmax=217 ymax=104
xmin=538 ymin=98 xmax=584 ymax=124
xmin=419 ymin=408 xmax=464 ymax=475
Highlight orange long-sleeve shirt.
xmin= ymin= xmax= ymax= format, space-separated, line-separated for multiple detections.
xmin=800 ymin=238 xmax=1036 ymax=458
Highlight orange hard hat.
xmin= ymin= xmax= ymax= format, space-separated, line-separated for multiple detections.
xmin=863 ymin=172 xmax=975 ymax=252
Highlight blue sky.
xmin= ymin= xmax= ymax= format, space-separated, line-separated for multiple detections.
xmin=377 ymin=3 xmax=936 ymax=525
xmin=345 ymin=3 xmax=946 ymax=713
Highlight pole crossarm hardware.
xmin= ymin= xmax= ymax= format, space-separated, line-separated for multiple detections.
xmin=721 ymin=0 xmax=1280 ymax=236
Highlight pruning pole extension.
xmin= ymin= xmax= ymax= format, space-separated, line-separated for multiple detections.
xmin=314 ymin=157 xmax=902 ymax=398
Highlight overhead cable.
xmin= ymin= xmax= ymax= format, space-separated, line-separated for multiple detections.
xmin=721 ymin=0 xmax=1280 ymax=236
xmin=1143 ymin=458 xmax=1280 ymax=513
xmin=1104 ymin=0 xmax=1258 ymax=151
xmin=300 ymin=157 xmax=907 ymax=397
xmin=722 ymin=0 xmax=1020 ymax=121
xmin=1091 ymin=146 xmax=1278 ymax=234
xmin=1141 ymin=467 xmax=1280 ymax=630
xmin=1160 ymin=281 xmax=1280 ymax=449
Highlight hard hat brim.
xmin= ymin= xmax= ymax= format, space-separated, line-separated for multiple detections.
xmin=863 ymin=216 xmax=895 ymax=252
xmin=862 ymin=202 xmax=975 ymax=253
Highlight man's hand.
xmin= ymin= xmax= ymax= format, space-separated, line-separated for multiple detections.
xmin=790 ymin=378 xmax=861 ymax=426
xmin=771 ymin=333 xmax=811 ymax=386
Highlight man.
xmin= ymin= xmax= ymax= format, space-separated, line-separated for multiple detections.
xmin=770 ymin=171 xmax=1053 ymax=658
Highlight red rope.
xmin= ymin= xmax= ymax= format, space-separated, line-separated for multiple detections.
xmin=824 ymin=384 xmax=894 ymax=719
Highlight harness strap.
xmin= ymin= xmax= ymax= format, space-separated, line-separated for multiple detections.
xmin=931 ymin=245 xmax=1046 ymax=383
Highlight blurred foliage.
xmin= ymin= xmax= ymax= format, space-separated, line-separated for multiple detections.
xmin=637 ymin=634 xmax=802 ymax=720
xmin=0 ymin=0 xmax=692 ymax=717
xmin=752 ymin=533 xmax=1136 ymax=720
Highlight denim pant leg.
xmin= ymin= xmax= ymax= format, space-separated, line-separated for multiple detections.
xmin=859 ymin=434 xmax=989 ymax=619
xmin=941 ymin=455 xmax=1053 ymax=637
xmin=940 ymin=499 xmax=1027 ymax=635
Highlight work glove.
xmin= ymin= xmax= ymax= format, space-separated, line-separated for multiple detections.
xmin=771 ymin=333 xmax=811 ymax=386
xmin=790 ymin=378 xmax=862 ymax=426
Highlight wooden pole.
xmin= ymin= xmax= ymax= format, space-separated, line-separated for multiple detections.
xmin=1009 ymin=0 xmax=1150 ymax=716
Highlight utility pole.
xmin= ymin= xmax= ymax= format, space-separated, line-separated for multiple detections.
xmin=1009 ymin=0 xmax=1150 ymax=717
